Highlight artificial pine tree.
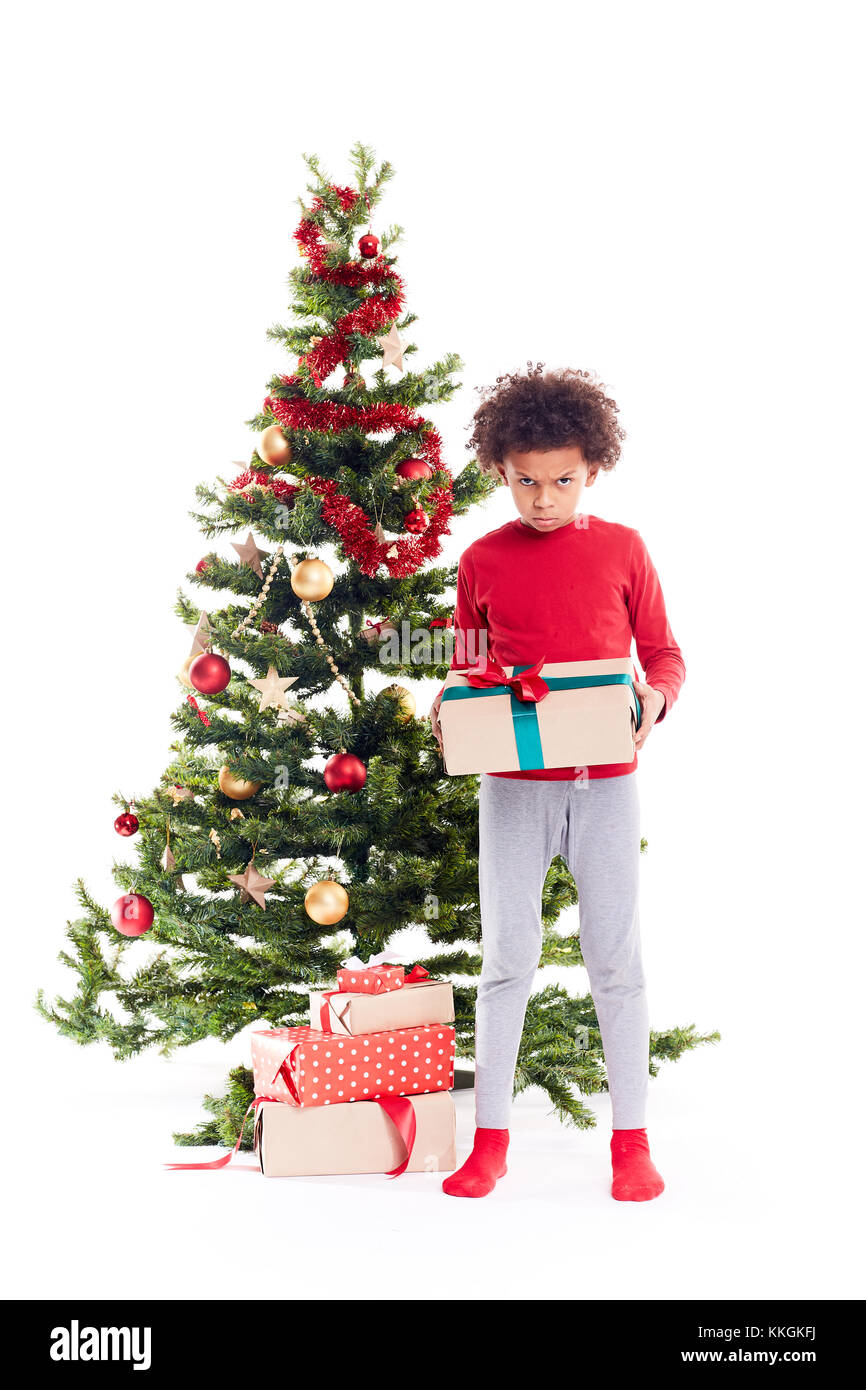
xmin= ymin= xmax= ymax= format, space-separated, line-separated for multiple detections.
xmin=38 ymin=144 xmax=717 ymax=1149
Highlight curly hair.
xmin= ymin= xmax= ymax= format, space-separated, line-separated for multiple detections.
xmin=466 ymin=362 xmax=626 ymax=478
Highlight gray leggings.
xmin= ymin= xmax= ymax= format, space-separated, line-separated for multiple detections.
xmin=475 ymin=771 xmax=648 ymax=1129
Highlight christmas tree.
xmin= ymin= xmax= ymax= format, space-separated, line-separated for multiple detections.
xmin=37 ymin=144 xmax=716 ymax=1148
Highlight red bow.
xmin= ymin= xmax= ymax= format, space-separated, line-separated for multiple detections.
xmin=187 ymin=695 xmax=211 ymax=727
xmin=455 ymin=654 xmax=549 ymax=703
xmin=300 ymin=353 xmax=323 ymax=389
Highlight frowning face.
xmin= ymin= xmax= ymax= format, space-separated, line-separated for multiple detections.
xmin=495 ymin=444 xmax=597 ymax=531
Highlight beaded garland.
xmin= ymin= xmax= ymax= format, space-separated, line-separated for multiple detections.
xmin=231 ymin=542 xmax=285 ymax=640
xmin=230 ymin=544 xmax=361 ymax=711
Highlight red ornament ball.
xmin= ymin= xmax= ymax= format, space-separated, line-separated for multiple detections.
xmin=195 ymin=558 xmax=210 ymax=574
xmin=111 ymin=893 xmax=154 ymax=937
xmin=395 ymin=458 xmax=433 ymax=482
xmin=323 ymin=752 xmax=367 ymax=793
xmin=189 ymin=653 xmax=232 ymax=694
xmin=114 ymin=811 xmax=139 ymax=837
xmin=403 ymin=506 xmax=429 ymax=534
xmin=358 ymin=233 xmax=379 ymax=258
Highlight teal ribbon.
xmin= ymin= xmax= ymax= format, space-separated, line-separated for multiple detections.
xmin=441 ymin=666 xmax=641 ymax=770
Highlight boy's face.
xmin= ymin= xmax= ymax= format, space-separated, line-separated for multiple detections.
xmin=495 ymin=445 xmax=596 ymax=531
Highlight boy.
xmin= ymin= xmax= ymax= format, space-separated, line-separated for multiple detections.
xmin=428 ymin=363 xmax=685 ymax=1201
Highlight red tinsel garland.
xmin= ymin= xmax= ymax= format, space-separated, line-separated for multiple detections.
xmin=296 ymin=221 xmax=395 ymax=290
xmin=264 ymin=396 xmax=444 ymax=476
xmin=227 ymin=183 xmax=455 ymax=579
xmin=293 ymin=189 xmax=406 ymax=385
xmin=298 ymin=290 xmax=403 ymax=384
xmin=229 ymin=469 xmax=454 ymax=579
xmin=328 ymin=185 xmax=359 ymax=212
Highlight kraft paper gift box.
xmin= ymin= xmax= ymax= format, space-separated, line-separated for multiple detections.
xmin=310 ymin=977 xmax=455 ymax=1037
xmin=254 ymin=1090 xmax=457 ymax=1177
xmin=251 ymin=1023 xmax=456 ymax=1107
xmin=438 ymin=655 xmax=642 ymax=776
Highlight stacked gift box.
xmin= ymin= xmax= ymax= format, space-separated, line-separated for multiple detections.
xmin=251 ymin=960 xmax=458 ymax=1178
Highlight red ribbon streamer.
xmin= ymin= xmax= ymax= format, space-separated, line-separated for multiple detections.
xmin=164 ymin=1096 xmax=278 ymax=1171
xmin=187 ymin=695 xmax=211 ymax=727
xmin=299 ymin=355 xmax=323 ymax=389
xmin=376 ymin=1095 xmax=417 ymax=1178
xmin=318 ymin=989 xmax=342 ymax=1032
xmin=276 ymin=1054 xmax=302 ymax=1105
xmin=455 ymin=654 xmax=549 ymax=703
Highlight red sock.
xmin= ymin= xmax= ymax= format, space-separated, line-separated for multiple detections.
xmin=442 ymin=1127 xmax=509 ymax=1198
xmin=610 ymin=1128 xmax=665 ymax=1201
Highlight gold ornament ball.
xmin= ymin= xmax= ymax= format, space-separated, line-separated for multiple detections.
xmin=178 ymin=654 xmax=197 ymax=689
xmin=291 ymin=558 xmax=334 ymax=601
xmin=381 ymin=684 xmax=416 ymax=723
xmin=258 ymin=425 xmax=292 ymax=467
xmin=217 ymin=765 xmax=263 ymax=800
xmin=304 ymin=879 xmax=349 ymax=925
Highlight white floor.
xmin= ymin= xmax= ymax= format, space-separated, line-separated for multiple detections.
xmin=6 ymin=1017 xmax=857 ymax=1303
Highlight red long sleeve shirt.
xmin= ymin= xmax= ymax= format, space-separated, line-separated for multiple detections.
xmin=437 ymin=514 xmax=685 ymax=780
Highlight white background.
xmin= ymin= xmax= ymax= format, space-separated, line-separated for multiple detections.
xmin=2 ymin=1 xmax=864 ymax=1301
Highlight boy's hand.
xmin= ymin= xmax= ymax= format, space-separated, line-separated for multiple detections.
xmin=428 ymin=691 xmax=445 ymax=754
xmin=633 ymin=681 xmax=665 ymax=751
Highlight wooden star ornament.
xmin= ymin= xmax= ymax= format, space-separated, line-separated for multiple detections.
xmin=276 ymin=704 xmax=307 ymax=726
xmin=228 ymin=861 xmax=275 ymax=908
xmin=378 ymin=325 xmax=405 ymax=371
xmin=248 ymin=665 xmax=298 ymax=713
xmin=186 ymin=612 xmax=213 ymax=656
xmin=168 ymin=784 xmax=194 ymax=806
xmin=232 ymin=532 xmax=269 ymax=580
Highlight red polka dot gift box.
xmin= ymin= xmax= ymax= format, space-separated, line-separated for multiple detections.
xmin=335 ymin=963 xmax=404 ymax=995
xmin=251 ymin=1023 xmax=457 ymax=1108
